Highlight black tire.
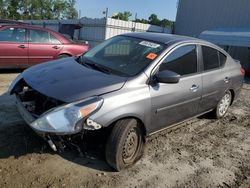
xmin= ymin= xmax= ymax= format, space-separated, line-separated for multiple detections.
xmin=58 ymin=54 xmax=70 ymax=59
xmin=105 ymin=119 xmax=145 ymax=171
xmin=212 ymin=91 xmax=232 ymax=119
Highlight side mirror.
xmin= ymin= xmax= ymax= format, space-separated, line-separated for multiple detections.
xmin=155 ymin=70 xmax=181 ymax=84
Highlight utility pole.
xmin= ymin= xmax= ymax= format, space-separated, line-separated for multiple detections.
xmin=133 ymin=13 xmax=137 ymax=32
xmin=103 ymin=8 xmax=109 ymax=40
xmin=103 ymin=8 xmax=108 ymax=19
xmin=78 ymin=9 xmax=81 ymax=19
xmin=105 ymin=8 xmax=108 ymax=19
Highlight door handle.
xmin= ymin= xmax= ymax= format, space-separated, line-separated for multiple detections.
xmin=224 ymin=77 xmax=230 ymax=83
xmin=18 ymin=45 xmax=27 ymax=49
xmin=190 ymin=85 xmax=199 ymax=92
xmin=52 ymin=46 xmax=60 ymax=49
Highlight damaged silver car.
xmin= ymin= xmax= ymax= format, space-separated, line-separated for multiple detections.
xmin=9 ymin=33 xmax=244 ymax=171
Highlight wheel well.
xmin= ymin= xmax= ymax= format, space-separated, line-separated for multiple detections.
xmin=106 ymin=117 xmax=147 ymax=137
xmin=59 ymin=53 xmax=71 ymax=57
xmin=229 ymin=89 xmax=235 ymax=105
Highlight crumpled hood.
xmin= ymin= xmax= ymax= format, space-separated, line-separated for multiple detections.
xmin=22 ymin=57 xmax=127 ymax=103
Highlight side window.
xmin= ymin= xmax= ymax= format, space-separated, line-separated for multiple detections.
xmin=219 ymin=52 xmax=227 ymax=67
xmin=202 ymin=46 xmax=220 ymax=71
xmin=0 ymin=27 xmax=26 ymax=42
xmin=49 ymin=34 xmax=61 ymax=44
xmin=160 ymin=45 xmax=197 ymax=76
xmin=29 ymin=29 xmax=50 ymax=43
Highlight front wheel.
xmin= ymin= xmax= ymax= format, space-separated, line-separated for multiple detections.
xmin=105 ymin=119 xmax=145 ymax=171
xmin=213 ymin=91 xmax=232 ymax=119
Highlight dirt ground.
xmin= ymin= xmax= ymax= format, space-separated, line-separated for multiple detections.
xmin=0 ymin=72 xmax=250 ymax=188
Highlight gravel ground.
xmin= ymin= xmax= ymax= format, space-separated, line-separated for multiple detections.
xmin=0 ymin=71 xmax=250 ymax=188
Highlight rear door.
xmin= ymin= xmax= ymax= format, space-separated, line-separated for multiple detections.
xmin=198 ymin=45 xmax=230 ymax=113
xmin=0 ymin=27 xmax=28 ymax=67
xmin=150 ymin=44 xmax=202 ymax=133
xmin=28 ymin=29 xmax=62 ymax=65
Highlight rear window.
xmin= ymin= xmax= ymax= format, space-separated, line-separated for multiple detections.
xmin=49 ymin=34 xmax=61 ymax=44
xmin=29 ymin=29 xmax=50 ymax=43
xmin=29 ymin=29 xmax=61 ymax=44
xmin=202 ymin=46 xmax=220 ymax=71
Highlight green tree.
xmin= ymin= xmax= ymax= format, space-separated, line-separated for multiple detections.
xmin=137 ymin=14 xmax=174 ymax=28
xmin=148 ymin=14 xmax=161 ymax=26
xmin=2 ymin=0 xmax=78 ymax=20
xmin=134 ymin=18 xmax=148 ymax=24
xmin=64 ymin=0 xmax=78 ymax=19
xmin=112 ymin=11 xmax=132 ymax=21
xmin=19 ymin=0 xmax=31 ymax=19
xmin=7 ymin=0 xmax=21 ymax=19
xmin=0 ymin=0 xmax=8 ymax=19
xmin=160 ymin=19 xmax=173 ymax=28
xmin=53 ymin=0 xmax=67 ymax=19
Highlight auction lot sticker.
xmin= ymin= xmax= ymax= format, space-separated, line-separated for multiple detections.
xmin=139 ymin=41 xmax=160 ymax=48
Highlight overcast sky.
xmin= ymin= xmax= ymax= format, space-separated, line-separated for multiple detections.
xmin=76 ymin=0 xmax=178 ymax=21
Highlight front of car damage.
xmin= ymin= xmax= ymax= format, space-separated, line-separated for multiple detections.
xmin=9 ymin=57 xmax=127 ymax=151
xmin=9 ymin=34 xmax=167 ymax=153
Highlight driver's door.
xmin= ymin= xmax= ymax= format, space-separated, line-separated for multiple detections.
xmin=149 ymin=44 xmax=202 ymax=133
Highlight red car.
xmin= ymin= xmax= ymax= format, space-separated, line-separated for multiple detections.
xmin=0 ymin=24 xmax=90 ymax=68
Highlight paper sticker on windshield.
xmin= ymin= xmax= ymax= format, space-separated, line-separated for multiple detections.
xmin=146 ymin=53 xmax=158 ymax=60
xmin=139 ymin=41 xmax=160 ymax=48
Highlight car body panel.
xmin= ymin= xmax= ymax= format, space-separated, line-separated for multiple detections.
xmin=0 ymin=27 xmax=29 ymax=67
xmin=0 ymin=41 xmax=29 ymax=67
xmin=199 ymin=68 xmax=231 ymax=113
xmin=149 ymin=74 xmax=202 ymax=133
xmin=90 ymin=73 xmax=152 ymax=132
xmin=28 ymin=43 xmax=63 ymax=65
xmin=22 ymin=57 xmax=127 ymax=103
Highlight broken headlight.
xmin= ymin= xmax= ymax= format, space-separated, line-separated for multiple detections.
xmin=30 ymin=97 xmax=103 ymax=134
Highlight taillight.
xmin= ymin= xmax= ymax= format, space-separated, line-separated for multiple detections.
xmin=240 ymin=67 xmax=245 ymax=75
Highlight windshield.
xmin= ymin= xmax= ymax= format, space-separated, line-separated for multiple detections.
xmin=80 ymin=36 xmax=166 ymax=76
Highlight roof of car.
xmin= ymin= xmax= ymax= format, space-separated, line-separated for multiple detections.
xmin=122 ymin=32 xmax=202 ymax=45
xmin=124 ymin=32 xmax=232 ymax=58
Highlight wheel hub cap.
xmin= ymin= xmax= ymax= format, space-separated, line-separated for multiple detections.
xmin=218 ymin=93 xmax=231 ymax=116
xmin=123 ymin=129 xmax=138 ymax=162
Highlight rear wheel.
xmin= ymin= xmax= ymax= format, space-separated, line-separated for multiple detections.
xmin=213 ymin=91 xmax=232 ymax=119
xmin=105 ymin=119 xmax=145 ymax=171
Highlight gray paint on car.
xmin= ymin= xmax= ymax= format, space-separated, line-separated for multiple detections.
xmin=22 ymin=57 xmax=127 ymax=103
xmin=11 ymin=33 xmax=244 ymax=136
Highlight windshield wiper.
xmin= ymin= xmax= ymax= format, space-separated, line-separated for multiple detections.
xmin=84 ymin=62 xmax=111 ymax=74
xmin=79 ymin=57 xmax=129 ymax=77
